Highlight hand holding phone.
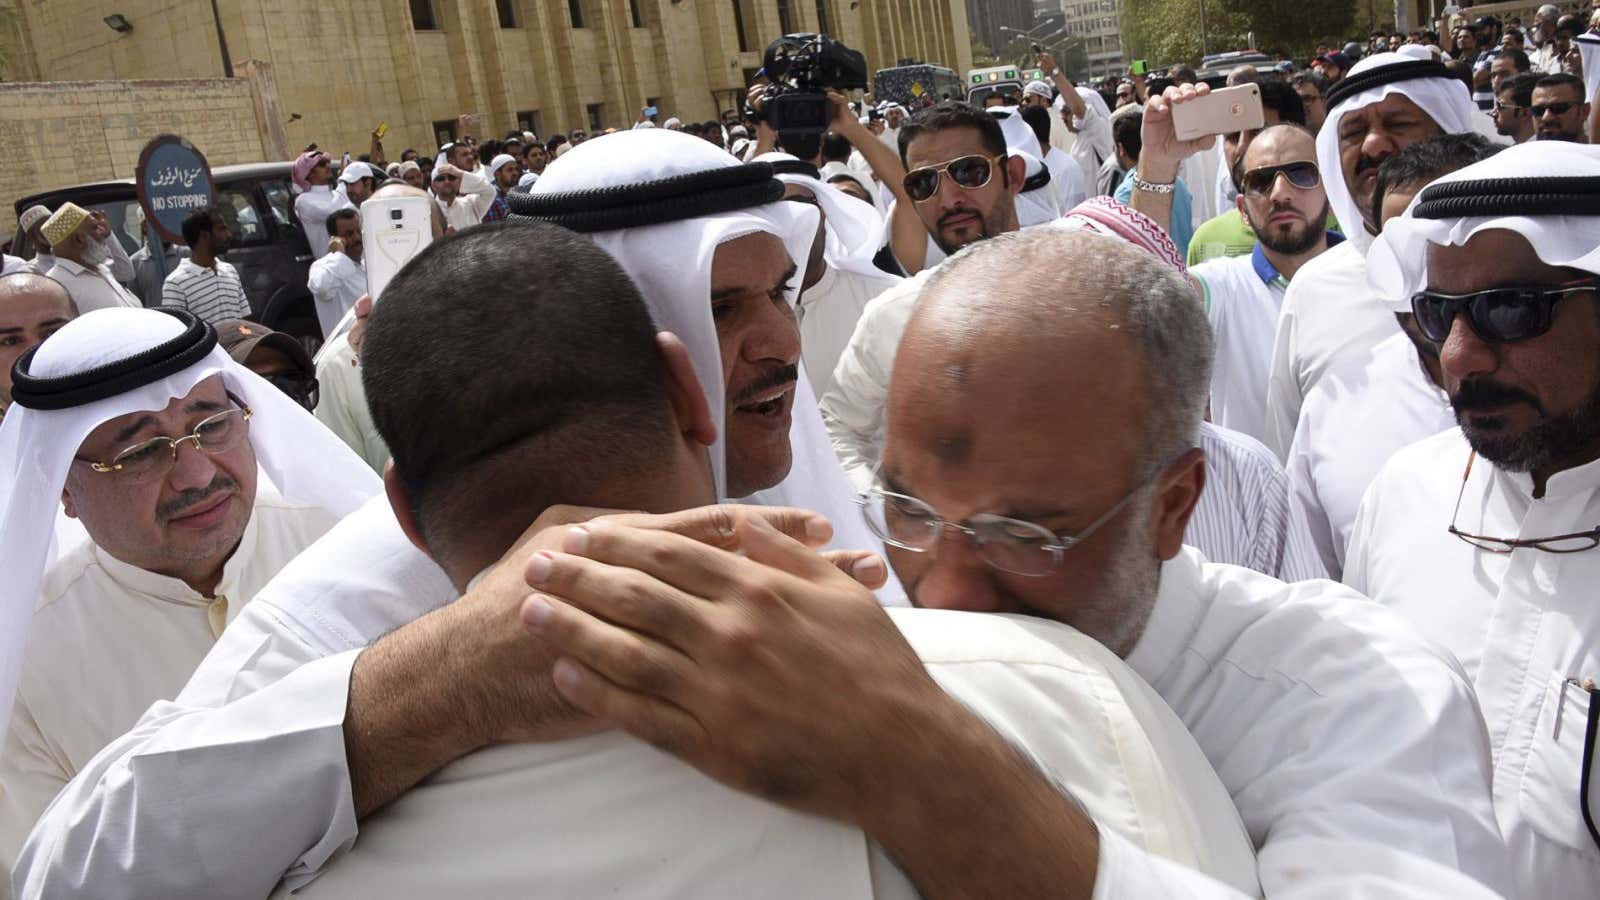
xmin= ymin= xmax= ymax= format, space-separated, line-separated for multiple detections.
xmin=1130 ymin=59 xmax=1149 ymax=77
xmin=362 ymin=195 xmax=435 ymax=302
xmin=1170 ymin=83 xmax=1264 ymax=141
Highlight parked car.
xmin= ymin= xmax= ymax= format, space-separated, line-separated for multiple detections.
xmin=12 ymin=162 xmax=323 ymax=349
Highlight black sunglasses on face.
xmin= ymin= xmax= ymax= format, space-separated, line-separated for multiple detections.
xmin=902 ymin=154 xmax=1004 ymax=203
xmin=1410 ymin=278 xmax=1600 ymax=344
xmin=1532 ymin=101 xmax=1578 ymax=117
xmin=1240 ymin=161 xmax=1320 ymax=198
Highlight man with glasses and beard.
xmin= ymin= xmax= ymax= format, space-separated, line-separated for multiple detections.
xmin=1190 ymin=125 xmax=1338 ymax=444
xmin=1346 ymin=141 xmax=1600 ymax=896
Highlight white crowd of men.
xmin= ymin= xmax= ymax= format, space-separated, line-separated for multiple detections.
xmin=0 ymin=43 xmax=1595 ymax=900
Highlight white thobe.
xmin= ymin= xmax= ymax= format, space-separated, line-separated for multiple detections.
xmin=312 ymin=334 xmax=388 ymax=473
xmin=271 ymin=607 xmax=1260 ymax=899
xmin=1285 ymin=332 xmax=1454 ymax=579
xmin=0 ymin=486 xmax=340 ymax=875
xmin=1069 ymin=105 xmax=1114 ymax=189
xmin=293 ymin=186 xmax=355 ymax=260
xmin=1191 ymin=246 xmax=1290 ymax=443
xmin=1262 ymin=240 xmax=1396 ymax=461
xmin=26 ymin=252 xmax=54 ymax=277
xmin=797 ymin=265 xmax=900 ymax=398
xmin=1345 ymin=430 xmax=1600 ymax=897
xmin=436 ymin=172 xmax=498 ymax=232
xmin=306 ymin=251 xmax=365 ymax=339
xmin=44 ymin=258 xmax=140 ymax=313
xmin=819 ymin=266 xmax=1325 ymax=581
xmin=1 ymin=255 xmax=31 ymax=276
xmin=1044 ymin=145 xmax=1088 ymax=210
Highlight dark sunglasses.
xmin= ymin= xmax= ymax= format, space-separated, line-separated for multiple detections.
xmin=902 ymin=154 xmax=1005 ymax=203
xmin=1410 ymin=278 xmax=1600 ymax=344
xmin=264 ymin=374 xmax=319 ymax=411
xmin=1240 ymin=161 xmax=1320 ymax=198
xmin=434 ymin=174 xmax=459 ymax=182
xmin=1532 ymin=101 xmax=1578 ymax=117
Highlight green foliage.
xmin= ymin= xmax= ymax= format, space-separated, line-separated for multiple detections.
xmin=1214 ymin=0 xmax=1358 ymax=58
xmin=1122 ymin=0 xmax=1357 ymax=67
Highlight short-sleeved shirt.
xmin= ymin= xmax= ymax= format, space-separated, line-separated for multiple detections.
xmin=160 ymin=258 xmax=251 ymax=324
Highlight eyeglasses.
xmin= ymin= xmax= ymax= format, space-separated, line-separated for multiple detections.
xmin=1410 ymin=277 xmax=1600 ymax=344
xmin=855 ymin=467 xmax=1163 ymax=577
xmin=75 ymin=401 xmax=253 ymax=484
xmin=1493 ymin=101 xmax=1527 ymax=115
xmin=434 ymin=174 xmax=459 ymax=183
xmin=1240 ymin=161 xmax=1321 ymax=198
xmin=1448 ymin=451 xmax=1600 ymax=552
xmin=1532 ymin=101 xmax=1579 ymax=117
xmin=902 ymin=154 xmax=1006 ymax=203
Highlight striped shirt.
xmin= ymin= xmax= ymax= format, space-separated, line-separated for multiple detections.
xmin=1194 ymin=421 xmax=1327 ymax=582
xmin=160 ymin=258 xmax=250 ymax=324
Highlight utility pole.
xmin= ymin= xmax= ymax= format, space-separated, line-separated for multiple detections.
xmin=210 ymin=0 xmax=234 ymax=78
xmin=1198 ymin=0 xmax=1210 ymax=58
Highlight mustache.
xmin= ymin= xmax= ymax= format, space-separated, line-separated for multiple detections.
xmin=157 ymin=473 xmax=239 ymax=521
xmin=732 ymin=364 xmax=799 ymax=406
xmin=1452 ymin=379 xmax=1545 ymax=415
xmin=937 ymin=207 xmax=983 ymax=228
xmin=1354 ymin=153 xmax=1388 ymax=177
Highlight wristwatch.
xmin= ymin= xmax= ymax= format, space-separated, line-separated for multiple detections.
xmin=1048 ymin=68 xmax=1060 ymax=78
xmin=1130 ymin=174 xmax=1176 ymax=195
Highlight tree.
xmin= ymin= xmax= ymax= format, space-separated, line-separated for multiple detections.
xmin=1214 ymin=0 xmax=1357 ymax=59
xmin=1121 ymin=0 xmax=1357 ymax=67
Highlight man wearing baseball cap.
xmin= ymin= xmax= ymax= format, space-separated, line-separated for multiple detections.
xmin=292 ymin=148 xmax=354 ymax=260
xmin=336 ymin=161 xmax=379 ymax=208
xmin=215 ymin=318 xmax=319 ymax=411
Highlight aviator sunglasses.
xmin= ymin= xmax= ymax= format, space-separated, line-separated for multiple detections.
xmin=902 ymin=154 xmax=1006 ymax=202
xmin=1410 ymin=277 xmax=1600 ymax=344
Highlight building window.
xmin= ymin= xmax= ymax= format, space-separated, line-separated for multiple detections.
xmin=569 ymin=0 xmax=586 ymax=28
xmin=731 ymin=0 xmax=750 ymax=52
xmin=586 ymin=103 xmax=604 ymax=131
xmin=410 ymin=0 xmax=437 ymax=30
xmin=517 ymin=109 xmax=543 ymax=136
xmin=496 ymin=0 xmax=518 ymax=27
xmin=814 ymin=0 xmax=828 ymax=34
xmin=776 ymin=0 xmax=794 ymax=34
xmin=629 ymin=0 xmax=643 ymax=27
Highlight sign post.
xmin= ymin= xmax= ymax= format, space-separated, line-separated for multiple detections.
xmin=135 ymin=135 xmax=215 ymax=287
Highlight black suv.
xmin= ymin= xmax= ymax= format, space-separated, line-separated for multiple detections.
xmin=12 ymin=162 xmax=322 ymax=346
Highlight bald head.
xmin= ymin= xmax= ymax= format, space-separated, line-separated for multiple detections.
xmin=1240 ymin=123 xmax=1317 ymax=171
xmin=0 ymin=273 xmax=77 ymax=409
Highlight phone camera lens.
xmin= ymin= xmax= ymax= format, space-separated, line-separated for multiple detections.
xmin=390 ymin=208 xmax=404 ymax=220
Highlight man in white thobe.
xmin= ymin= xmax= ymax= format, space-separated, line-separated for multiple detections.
xmin=39 ymin=204 xmax=140 ymax=314
xmin=1345 ymin=141 xmax=1600 ymax=898
xmin=292 ymin=150 xmax=354 ymax=261
xmin=1262 ymin=52 xmax=1480 ymax=460
xmin=306 ymin=209 xmax=365 ymax=339
xmin=0 ymin=307 xmax=378 ymax=876
xmin=1191 ymin=126 xmax=1339 ymax=444
xmin=431 ymin=162 xmax=497 ymax=232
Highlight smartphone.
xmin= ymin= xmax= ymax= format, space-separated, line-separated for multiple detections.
xmin=362 ymin=195 xmax=434 ymax=302
xmin=375 ymin=121 xmax=389 ymax=141
xmin=1171 ymin=83 xmax=1264 ymax=141
xmin=644 ymin=105 xmax=659 ymax=117
xmin=1130 ymin=59 xmax=1149 ymax=76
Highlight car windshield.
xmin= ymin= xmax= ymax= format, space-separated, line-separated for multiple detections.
xmin=13 ymin=197 xmax=144 ymax=261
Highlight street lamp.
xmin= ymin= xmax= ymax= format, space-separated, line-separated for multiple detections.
xmin=210 ymin=0 xmax=234 ymax=78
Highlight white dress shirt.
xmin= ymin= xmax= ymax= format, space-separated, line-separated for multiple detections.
xmin=436 ymin=172 xmax=497 ymax=233
xmin=1191 ymin=246 xmax=1291 ymax=443
xmin=306 ymin=251 xmax=365 ymax=339
xmin=1 ymin=255 xmax=31 ymax=276
xmin=1285 ymin=332 xmax=1454 ymax=579
xmin=18 ymin=498 xmax=1259 ymax=899
xmin=293 ymin=186 xmax=355 ymax=260
xmin=312 ymin=334 xmax=388 ymax=473
xmin=0 ymin=486 xmax=340 ymax=876
xmin=1262 ymin=240 xmax=1396 ymax=461
xmin=819 ymin=267 xmax=1325 ymax=581
xmin=270 ymin=607 xmax=1260 ymax=899
xmin=44 ymin=258 xmax=141 ymax=313
xmin=1345 ymin=429 xmax=1600 ymax=897
xmin=797 ymin=265 xmax=900 ymax=398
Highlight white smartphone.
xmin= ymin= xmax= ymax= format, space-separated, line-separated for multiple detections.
xmin=362 ymin=195 xmax=434 ymax=302
xmin=1171 ymin=84 xmax=1265 ymax=141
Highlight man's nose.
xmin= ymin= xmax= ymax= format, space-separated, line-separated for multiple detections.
xmin=1439 ymin=313 xmax=1498 ymax=384
xmin=912 ymin=531 xmax=1008 ymax=613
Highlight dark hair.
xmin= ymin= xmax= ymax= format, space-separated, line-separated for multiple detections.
xmin=401 ymin=148 xmax=418 ymax=161
xmin=1500 ymin=72 xmax=1540 ymax=106
xmin=820 ymin=132 xmax=851 ymax=163
xmin=1257 ymin=77 xmax=1307 ymax=126
xmin=1536 ymin=72 xmax=1586 ymax=99
xmin=776 ymin=130 xmax=823 ymax=162
xmin=1442 ymin=59 xmax=1477 ymax=93
xmin=1113 ymin=111 xmax=1142 ymax=163
xmin=897 ymin=101 xmax=1007 ymax=167
xmin=1371 ymin=132 xmax=1502 ymax=226
xmin=1290 ymin=69 xmax=1328 ymax=97
xmin=180 ymin=208 xmax=219 ymax=247
xmin=1018 ymin=104 xmax=1053 ymax=152
xmin=325 ymin=207 xmax=359 ymax=237
xmin=362 ymin=222 xmax=677 ymax=569
xmin=1168 ymin=65 xmax=1197 ymax=85
xmin=1499 ymin=49 xmax=1531 ymax=72
xmin=546 ymin=134 xmax=568 ymax=152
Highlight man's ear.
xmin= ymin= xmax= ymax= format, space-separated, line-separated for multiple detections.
xmin=60 ymin=481 xmax=78 ymax=520
xmin=385 ymin=461 xmax=432 ymax=558
xmin=656 ymin=332 xmax=718 ymax=448
xmin=1234 ymin=192 xmax=1248 ymax=219
xmin=1004 ymin=154 xmax=1027 ymax=195
xmin=1150 ymin=446 xmax=1206 ymax=561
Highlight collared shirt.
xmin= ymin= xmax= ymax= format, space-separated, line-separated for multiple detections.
xmin=819 ymin=264 xmax=1325 ymax=581
xmin=1263 ymin=240 xmax=1397 ymax=461
xmin=1091 ymin=547 xmax=1510 ymax=898
xmin=160 ymin=257 xmax=251 ymax=324
xmin=0 ymin=485 xmax=340 ymax=874
xmin=1192 ymin=234 xmax=1344 ymax=444
xmin=294 ymin=185 xmax=355 ymax=260
xmin=480 ymin=190 xmax=511 ymax=223
xmin=313 ymin=333 xmax=388 ymax=473
xmin=797 ymin=264 xmax=900 ymax=398
xmin=307 ymin=251 xmax=366 ymax=339
xmin=44 ymin=257 xmax=141 ymax=313
xmin=1346 ymin=429 xmax=1600 ymax=896
xmin=1286 ymin=331 xmax=1454 ymax=579
xmin=129 ymin=243 xmax=189 ymax=305
xmin=1187 ymin=210 xmax=1258 ymax=267
xmin=1 ymin=255 xmax=31 ymax=276
xmin=436 ymin=171 xmax=498 ymax=232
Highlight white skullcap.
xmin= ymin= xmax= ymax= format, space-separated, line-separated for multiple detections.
xmin=488 ymin=153 xmax=517 ymax=176
xmin=664 ymin=117 xmax=682 ymax=129
xmin=0 ymin=308 xmax=380 ymax=744
xmin=18 ymin=205 xmax=50 ymax=235
xmin=1024 ymin=80 xmax=1054 ymax=99
xmin=1366 ymin=141 xmax=1600 ymax=311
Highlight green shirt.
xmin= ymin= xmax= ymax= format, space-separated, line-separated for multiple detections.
xmin=1186 ymin=209 xmax=1346 ymax=268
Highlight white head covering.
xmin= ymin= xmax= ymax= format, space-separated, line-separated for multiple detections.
xmin=1023 ymin=80 xmax=1054 ymax=101
xmin=488 ymin=153 xmax=517 ymax=177
xmin=1366 ymin=142 xmax=1600 ymax=311
xmin=1013 ymin=149 xmax=1062 ymax=227
xmin=1577 ymin=33 xmax=1600 ymax=105
xmin=337 ymin=161 xmax=377 ymax=184
xmin=18 ymin=205 xmax=49 ymax=236
xmin=989 ymin=105 xmax=1044 ymax=159
xmin=1316 ymin=52 xmax=1479 ymax=250
xmin=1062 ymin=85 xmax=1111 ymax=123
xmin=664 ymin=117 xmax=682 ymax=130
xmin=523 ymin=131 xmax=895 ymax=580
xmin=752 ymin=152 xmax=887 ymax=279
xmin=0 ymin=308 xmax=381 ymax=741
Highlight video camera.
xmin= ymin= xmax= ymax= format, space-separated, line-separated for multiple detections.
xmin=755 ymin=33 xmax=868 ymax=134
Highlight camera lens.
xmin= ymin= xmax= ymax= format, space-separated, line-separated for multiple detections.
xmin=390 ymin=208 xmax=404 ymax=220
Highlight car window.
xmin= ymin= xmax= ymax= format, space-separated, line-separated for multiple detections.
xmin=214 ymin=186 xmax=267 ymax=246
xmin=12 ymin=197 xmax=143 ymax=261
xmin=260 ymin=180 xmax=296 ymax=228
